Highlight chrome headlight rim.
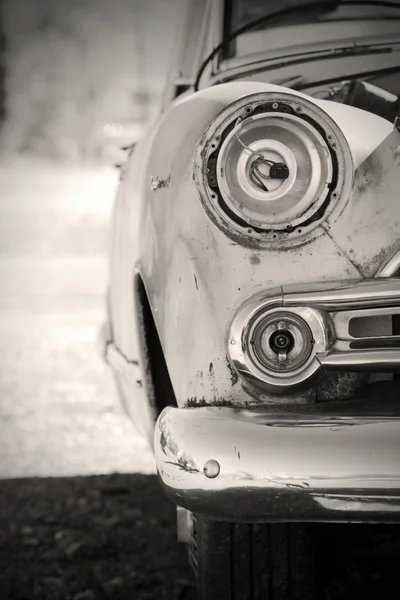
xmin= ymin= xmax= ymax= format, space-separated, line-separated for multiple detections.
xmin=194 ymin=91 xmax=354 ymax=249
xmin=228 ymin=300 xmax=334 ymax=394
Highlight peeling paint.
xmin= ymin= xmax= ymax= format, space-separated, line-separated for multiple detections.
xmin=369 ymin=242 xmax=400 ymax=277
xmin=250 ymin=254 xmax=261 ymax=265
xmin=322 ymin=224 xmax=364 ymax=278
xmin=159 ymin=415 xmax=199 ymax=472
xmin=226 ymin=356 xmax=239 ymax=386
xmin=165 ymin=460 xmax=199 ymax=474
xmin=286 ymin=482 xmax=310 ymax=491
xmin=355 ymin=152 xmax=384 ymax=197
xmin=185 ymin=396 xmax=234 ymax=407
xmin=318 ymin=372 xmax=368 ymax=402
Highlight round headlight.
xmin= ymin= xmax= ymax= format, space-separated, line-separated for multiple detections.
xmin=195 ymin=91 xmax=353 ymax=248
xmin=217 ymin=112 xmax=332 ymax=230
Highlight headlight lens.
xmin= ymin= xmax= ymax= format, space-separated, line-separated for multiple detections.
xmin=217 ymin=111 xmax=332 ymax=230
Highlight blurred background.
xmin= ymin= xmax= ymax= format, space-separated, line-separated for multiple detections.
xmin=0 ymin=0 xmax=184 ymax=479
xmin=0 ymin=7 xmax=199 ymax=599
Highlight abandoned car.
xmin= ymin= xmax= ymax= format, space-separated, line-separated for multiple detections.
xmin=103 ymin=0 xmax=400 ymax=597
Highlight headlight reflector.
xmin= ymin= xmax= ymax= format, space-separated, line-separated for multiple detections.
xmin=195 ymin=91 xmax=354 ymax=248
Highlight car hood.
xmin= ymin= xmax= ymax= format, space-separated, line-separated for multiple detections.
xmin=221 ymin=19 xmax=400 ymax=69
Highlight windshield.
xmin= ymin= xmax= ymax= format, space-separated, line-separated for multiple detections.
xmin=231 ymin=0 xmax=400 ymax=30
xmin=228 ymin=0 xmax=400 ymax=57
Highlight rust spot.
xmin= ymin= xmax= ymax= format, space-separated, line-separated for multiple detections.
xmin=355 ymin=152 xmax=384 ymax=198
xmin=368 ymin=241 xmax=400 ymax=276
xmin=250 ymin=254 xmax=261 ymax=265
xmin=286 ymin=482 xmax=310 ymax=491
xmin=226 ymin=356 xmax=239 ymax=386
xmin=395 ymin=145 xmax=400 ymax=167
xmin=165 ymin=460 xmax=199 ymax=473
xmin=238 ymin=451 xmax=241 ymax=460
xmin=186 ymin=396 xmax=208 ymax=407
xmin=185 ymin=396 xmax=234 ymax=407
xmin=159 ymin=416 xmax=199 ymax=472
xmin=356 ymin=178 xmax=369 ymax=196
xmin=209 ymin=362 xmax=214 ymax=374
xmin=317 ymin=372 xmax=368 ymax=402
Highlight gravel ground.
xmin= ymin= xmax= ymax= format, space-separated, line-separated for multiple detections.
xmin=0 ymin=474 xmax=400 ymax=600
xmin=0 ymin=474 xmax=195 ymax=600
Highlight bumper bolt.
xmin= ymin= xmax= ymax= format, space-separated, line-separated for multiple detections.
xmin=203 ymin=460 xmax=220 ymax=479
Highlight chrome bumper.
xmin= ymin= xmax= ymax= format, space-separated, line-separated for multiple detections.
xmin=154 ymin=384 xmax=400 ymax=523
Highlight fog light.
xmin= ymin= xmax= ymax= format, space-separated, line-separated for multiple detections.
xmin=228 ymin=291 xmax=333 ymax=395
xmin=250 ymin=311 xmax=314 ymax=374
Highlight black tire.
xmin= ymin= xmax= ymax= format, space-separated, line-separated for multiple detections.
xmin=193 ymin=517 xmax=317 ymax=600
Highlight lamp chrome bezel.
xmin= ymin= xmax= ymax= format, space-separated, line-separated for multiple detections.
xmin=194 ymin=91 xmax=354 ymax=249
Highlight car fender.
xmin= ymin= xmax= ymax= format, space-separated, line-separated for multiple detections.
xmin=110 ymin=81 xmax=399 ymax=414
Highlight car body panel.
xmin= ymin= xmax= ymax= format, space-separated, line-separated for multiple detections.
xmin=109 ymin=79 xmax=399 ymax=413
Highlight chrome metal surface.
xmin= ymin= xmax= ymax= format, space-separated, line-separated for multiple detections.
xmin=216 ymin=111 xmax=333 ymax=230
xmin=150 ymin=175 xmax=171 ymax=192
xmin=376 ymin=248 xmax=400 ymax=278
xmin=195 ymin=89 xmax=354 ymax=247
xmin=177 ymin=506 xmax=192 ymax=544
xmin=228 ymin=277 xmax=400 ymax=393
xmin=155 ymin=389 xmax=400 ymax=522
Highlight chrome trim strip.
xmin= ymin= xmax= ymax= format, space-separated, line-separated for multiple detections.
xmin=155 ymin=394 xmax=400 ymax=522
xmin=376 ymin=248 xmax=400 ymax=278
xmin=228 ymin=277 xmax=400 ymax=393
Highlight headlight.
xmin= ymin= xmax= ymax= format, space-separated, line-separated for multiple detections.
xmin=229 ymin=298 xmax=334 ymax=395
xmin=194 ymin=91 xmax=353 ymax=248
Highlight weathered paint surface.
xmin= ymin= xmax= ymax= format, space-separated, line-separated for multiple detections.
xmin=326 ymin=129 xmax=400 ymax=278
xmin=109 ymin=81 xmax=399 ymax=423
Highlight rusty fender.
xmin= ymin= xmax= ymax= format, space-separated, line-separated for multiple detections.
xmin=154 ymin=386 xmax=400 ymax=523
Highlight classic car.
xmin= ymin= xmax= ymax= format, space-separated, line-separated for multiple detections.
xmin=103 ymin=0 xmax=400 ymax=597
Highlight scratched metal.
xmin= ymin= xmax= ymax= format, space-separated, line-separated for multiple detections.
xmin=154 ymin=393 xmax=400 ymax=522
xmin=326 ymin=127 xmax=400 ymax=278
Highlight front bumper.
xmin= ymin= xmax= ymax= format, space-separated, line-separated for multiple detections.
xmin=154 ymin=383 xmax=400 ymax=523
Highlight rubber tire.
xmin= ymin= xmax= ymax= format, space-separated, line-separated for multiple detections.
xmin=195 ymin=517 xmax=317 ymax=600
